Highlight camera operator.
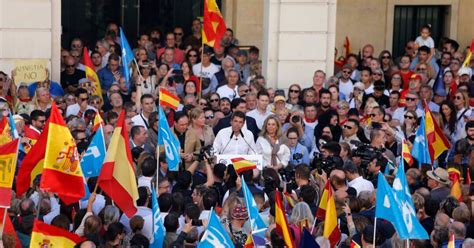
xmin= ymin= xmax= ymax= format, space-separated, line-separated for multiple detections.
xmin=343 ymin=161 xmax=374 ymax=196
xmin=449 ymin=121 xmax=474 ymax=167
xmin=284 ymin=110 xmax=315 ymax=153
xmin=369 ymin=128 xmax=396 ymax=163
xmin=287 ymin=127 xmax=310 ymax=166
xmin=341 ymin=119 xmax=360 ymax=148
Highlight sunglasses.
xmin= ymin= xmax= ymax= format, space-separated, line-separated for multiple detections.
xmin=0 ymin=78 xmax=4 ymax=82
xmin=342 ymin=70 xmax=351 ymax=74
xmin=289 ymin=89 xmax=300 ymax=93
xmin=174 ymin=32 xmax=183 ymax=36
xmin=210 ymin=98 xmax=219 ymax=102
xmin=241 ymin=89 xmax=250 ymax=93
xmin=369 ymin=113 xmax=377 ymax=117
xmin=343 ymin=125 xmax=353 ymax=130
xmin=405 ymin=97 xmax=417 ymax=102
xmin=205 ymin=115 xmax=214 ymax=120
xmin=80 ymin=97 xmax=89 ymax=101
xmin=199 ymin=102 xmax=207 ymax=105
xmin=417 ymin=68 xmax=427 ymax=71
xmin=66 ymin=65 xmax=75 ymax=68
xmin=454 ymin=96 xmax=463 ymax=100
xmin=382 ymin=56 xmax=391 ymax=59
xmin=406 ymin=46 xmax=413 ymax=50
xmin=189 ymin=54 xmax=198 ymax=57
xmin=404 ymin=115 xmax=415 ymax=120
xmin=374 ymin=73 xmax=383 ymax=76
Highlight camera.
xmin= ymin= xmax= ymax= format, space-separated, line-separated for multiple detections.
xmin=293 ymin=153 xmax=303 ymax=161
xmin=278 ymin=166 xmax=297 ymax=193
xmin=350 ymin=140 xmax=384 ymax=173
xmin=291 ymin=115 xmax=301 ymax=123
xmin=311 ymin=153 xmax=343 ymax=174
xmin=194 ymin=145 xmax=215 ymax=162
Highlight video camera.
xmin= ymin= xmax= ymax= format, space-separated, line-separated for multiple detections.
xmin=194 ymin=145 xmax=215 ymax=163
xmin=311 ymin=153 xmax=344 ymax=174
xmin=350 ymin=140 xmax=384 ymax=169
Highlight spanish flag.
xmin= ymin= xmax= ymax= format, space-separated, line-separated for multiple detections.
xmin=16 ymin=120 xmax=49 ymax=197
xmin=350 ymin=240 xmax=361 ymax=248
xmin=30 ymin=220 xmax=84 ymax=247
xmin=448 ymin=168 xmax=462 ymax=202
xmin=316 ymin=180 xmax=331 ymax=220
xmin=0 ymin=209 xmax=21 ymax=248
xmin=424 ymin=103 xmax=451 ymax=163
xmin=159 ymin=88 xmax=180 ymax=111
xmin=40 ymin=102 xmax=85 ymax=205
xmin=323 ymin=181 xmax=341 ymax=247
xmin=0 ymin=117 xmax=12 ymax=145
xmin=231 ymin=157 xmax=257 ymax=174
xmin=402 ymin=139 xmax=414 ymax=166
xmin=98 ymin=110 xmax=139 ymax=217
xmin=244 ymin=234 xmax=254 ymax=248
xmin=462 ymin=39 xmax=474 ymax=68
xmin=82 ymin=47 xmax=103 ymax=100
xmin=203 ymin=0 xmax=227 ymax=49
xmin=0 ymin=139 xmax=19 ymax=207
xmin=447 ymin=233 xmax=455 ymax=248
xmin=92 ymin=110 xmax=104 ymax=133
xmin=275 ymin=189 xmax=294 ymax=248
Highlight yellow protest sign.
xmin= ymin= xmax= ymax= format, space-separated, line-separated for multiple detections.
xmin=14 ymin=59 xmax=48 ymax=84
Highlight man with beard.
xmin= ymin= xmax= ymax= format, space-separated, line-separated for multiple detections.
xmin=449 ymin=121 xmax=474 ymax=167
xmin=316 ymin=89 xmax=332 ymax=122
xmin=213 ymin=98 xmax=259 ymax=139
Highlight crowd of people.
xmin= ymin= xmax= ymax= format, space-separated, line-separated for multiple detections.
xmin=0 ymin=20 xmax=474 ymax=248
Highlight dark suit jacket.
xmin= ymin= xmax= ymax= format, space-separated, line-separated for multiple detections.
xmin=213 ymin=115 xmax=260 ymax=141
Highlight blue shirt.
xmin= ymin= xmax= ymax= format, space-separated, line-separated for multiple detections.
xmin=97 ymin=66 xmax=124 ymax=91
xmin=28 ymin=81 xmax=64 ymax=98
xmin=288 ymin=143 xmax=310 ymax=166
xmin=410 ymin=56 xmax=440 ymax=75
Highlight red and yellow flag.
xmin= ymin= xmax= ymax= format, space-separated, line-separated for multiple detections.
xmin=462 ymin=39 xmax=474 ymax=68
xmin=203 ymin=0 xmax=227 ymax=49
xmin=402 ymin=139 xmax=414 ymax=166
xmin=448 ymin=168 xmax=462 ymax=202
xmin=275 ymin=189 xmax=294 ymax=248
xmin=0 ymin=117 xmax=12 ymax=145
xmin=350 ymin=240 xmax=362 ymax=248
xmin=92 ymin=111 xmax=104 ymax=133
xmin=30 ymin=220 xmax=85 ymax=247
xmin=424 ymin=104 xmax=451 ymax=163
xmin=16 ymin=121 xmax=49 ymax=197
xmin=243 ymin=234 xmax=254 ymax=248
xmin=98 ymin=110 xmax=139 ymax=217
xmin=0 ymin=139 xmax=19 ymax=207
xmin=82 ymin=47 xmax=103 ymax=100
xmin=447 ymin=233 xmax=455 ymax=248
xmin=323 ymin=181 xmax=341 ymax=248
xmin=316 ymin=180 xmax=331 ymax=220
xmin=159 ymin=88 xmax=180 ymax=111
xmin=40 ymin=102 xmax=85 ymax=205
xmin=0 ymin=209 xmax=21 ymax=248
xmin=231 ymin=157 xmax=257 ymax=174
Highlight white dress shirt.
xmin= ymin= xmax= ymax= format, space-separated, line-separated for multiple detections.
xmin=256 ymin=137 xmax=291 ymax=168
xmin=246 ymin=108 xmax=273 ymax=129
xmin=213 ymin=126 xmax=257 ymax=155
xmin=347 ymin=176 xmax=374 ymax=196
xmin=66 ymin=103 xmax=96 ymax=117
xmin=119 ymin=206 xmax=153 ymax=240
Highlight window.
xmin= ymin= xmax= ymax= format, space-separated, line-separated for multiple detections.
xmin=392 ymin=5 xmax=448 ymax=58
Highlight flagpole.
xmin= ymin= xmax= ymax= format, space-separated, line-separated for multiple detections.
xmin=199 ymin=5 xmax=204 ymax=99
xmin=156 ymin=88 xmax=161 ymax=194
xmin=36 ymin=192 xmax=42 ymax=219
xmin=406 ymin=239 xmax=409 ymax=248
xmin=0 ymin=208 xmax=7 ymax=241
xmin=373 ymin=217 xmax=377 ymax=247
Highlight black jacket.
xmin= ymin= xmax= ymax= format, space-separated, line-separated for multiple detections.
xmin=213 ymin=115 xmax=260 ymax=141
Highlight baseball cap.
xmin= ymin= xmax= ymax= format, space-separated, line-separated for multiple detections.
xmin=458 ymin=67 xmax=472 ymax=78
xmin=410 ymin=74 xmax=422 ymax=81
xmin=274 ymin=95 xmax=286 ymax=102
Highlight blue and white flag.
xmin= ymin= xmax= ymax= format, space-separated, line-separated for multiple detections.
xmin=80 ymin=125 xmax=106 ymax=177
xmin=150 ymin=187 xmax=165 ymax=248
xmin=119 ymin=27 xmax=135 ymax=88
xmin=412 ymin=114 xmax=431 ymax=166
xmin=158 ymin=107 xmax=180 ymax=171
xmin=8 ymin=113 xmax=24 ymax=152
xmin=242 ymin=176 xmax=267 ymax=230
xmin=392 ymin=159 xmax=429 ymax=239
xmin=198 ymin=210 xmax=235 ymax=248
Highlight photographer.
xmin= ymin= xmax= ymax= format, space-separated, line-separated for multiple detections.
xmin=369 ymin=128 xmax=396 ymax=163
xmin=366 ymin=154 xmax=388 ymax=187
xmin=287 ymin=127 xmax=310 ymax=166
xmin=284 ymin=110 xmax=315 ymax=153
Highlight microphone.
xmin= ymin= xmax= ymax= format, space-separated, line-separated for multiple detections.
xmin=240 ymin=130 xmax=257 ymax=154
xmin=220 ymin=131 xmax=234 ymax=154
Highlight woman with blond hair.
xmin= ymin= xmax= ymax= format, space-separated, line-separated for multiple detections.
xmin=189 ymin=107 xmax=215 ymax=147
xmin=256 ymin=115 xmax=290 ymax=170
xmin=29 ymin=86 xmax=52 ymax=112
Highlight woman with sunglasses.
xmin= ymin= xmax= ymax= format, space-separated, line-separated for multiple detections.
xmin=189 ymin=108 xmax=215 ymax=147
xmin=135 ymin=61 xmax=157 ymax=95
xmin=401 ymin=110 xmax=418 ymax=139
xmin=208 ymin=93 xmax=220 ymax=111
xmin=453 ymin=91 xmax=472 ymax=139
xmin=415 ymin=62 xmax=435 ymax=85
xmin=287 ymin=84 xmax=302 ymax=110
xmin=186 ymin=49 xmax=200 ymax=66
xmin=378 ymin=50 xmax=394 ymax=82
